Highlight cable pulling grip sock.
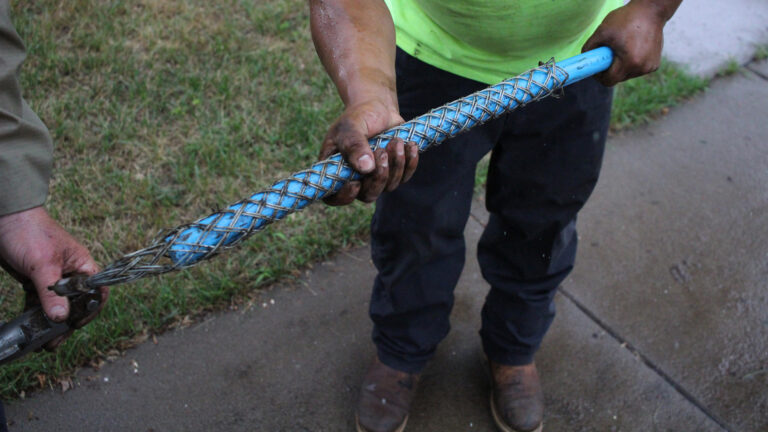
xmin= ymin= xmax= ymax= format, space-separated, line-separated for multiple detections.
xmin=87 ymin=47 xmax=614 ymax=288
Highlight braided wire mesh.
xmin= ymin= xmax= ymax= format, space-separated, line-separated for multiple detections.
xmin=86 ymin=60 xmax=568 ymax=288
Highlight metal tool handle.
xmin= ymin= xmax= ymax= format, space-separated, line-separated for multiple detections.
xmin=0 ymin=277 xmax=103 ymax=365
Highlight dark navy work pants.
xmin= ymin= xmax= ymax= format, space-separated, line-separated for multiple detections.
xmin=370 ymin=49 xmax=613 ymax=373
xmin=0 ymin=401 xmax=7 ymax=432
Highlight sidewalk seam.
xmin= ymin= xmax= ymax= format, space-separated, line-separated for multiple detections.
xmin=746 ymin=64 xmax=768 ymax=81
xmin=469 ymin=208 xmax=486 ymax=227
xmin=469 ymin=201 xmax=733 ymax=430
xmin=557 ymin=287 xmax=733 ymax=432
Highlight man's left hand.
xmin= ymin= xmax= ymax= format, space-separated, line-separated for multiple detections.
xmin=583 ymin=0 xmax=681 ymax=86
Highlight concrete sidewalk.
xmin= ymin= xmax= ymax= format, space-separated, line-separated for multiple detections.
xmin=663 ymin=0 xmax=768 ymax=77
xmin=6 ymin=64 xmax=767 ymax=431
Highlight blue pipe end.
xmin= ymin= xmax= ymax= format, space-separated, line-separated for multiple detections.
xmin=559 ymin=47 xmax=614 ymax=86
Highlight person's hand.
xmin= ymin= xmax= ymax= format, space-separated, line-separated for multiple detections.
xmin=319 ymin=98 xmax=419 ymax=206
xmin=583 ymin=1 xmax=673 ymax=86
xmin=0 ymin=206 xmax=107 ymax=348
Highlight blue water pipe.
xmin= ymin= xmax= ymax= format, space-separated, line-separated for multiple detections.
xmin=166 ymin=47 xmax=614 ymax=266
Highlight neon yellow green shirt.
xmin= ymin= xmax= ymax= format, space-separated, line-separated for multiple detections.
xmin=385 ymin=0 xmax=623 ymax=84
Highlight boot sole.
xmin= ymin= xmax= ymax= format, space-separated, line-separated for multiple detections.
xmin=490 ymin=392 xmax=543 ymax=432
xmin=355 ymin=414 xmax=408 ymax=432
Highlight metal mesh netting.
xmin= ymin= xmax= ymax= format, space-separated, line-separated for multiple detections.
xmin=86 ymin=60 xmax=568 ymax=288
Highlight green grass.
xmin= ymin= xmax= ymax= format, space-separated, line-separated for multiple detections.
xmin=0 ymin=0 xmax=370 ymax=399
xmin=2 ymin=1 xmax=709 ymax=399
xmin=716 ymin=59 xmax=742 ymax=77
xmin=755 ymin=45 xmax=768 ymax=61
xmin=609 ymin=60 xmax=707 ymax=131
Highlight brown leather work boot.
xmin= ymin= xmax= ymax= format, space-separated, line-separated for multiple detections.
xmin=355 ymin=356 xmax=420 ymax=432
xmin=489 ymin=361 xmax=544 ymax=432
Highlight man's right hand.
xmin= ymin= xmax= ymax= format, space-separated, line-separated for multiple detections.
xmin=309 ymin=0 xmax=417 ymax=206
xmin=319 ymin=99 xmax=419 ymax=206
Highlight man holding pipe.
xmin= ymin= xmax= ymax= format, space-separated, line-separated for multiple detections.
xmin=309 ymin=1 xmax=681 ymax=430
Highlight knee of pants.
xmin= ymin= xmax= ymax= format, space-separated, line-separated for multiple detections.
xmin=478 ymin=213 xmax=578 ymax=287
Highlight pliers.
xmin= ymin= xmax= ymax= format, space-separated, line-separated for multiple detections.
xmin=0 ymin=276 xmax=102 ymax=365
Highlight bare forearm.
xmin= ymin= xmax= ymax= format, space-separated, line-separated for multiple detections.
xmin=632 ymin=0 xmax=683 ymax=22
xmin=308 ymin=0 xmax=416 ymax=207
xmin=309 ymin=0 xmax=397 ymax=109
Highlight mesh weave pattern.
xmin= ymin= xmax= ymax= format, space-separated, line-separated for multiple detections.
xmin=87 ymin=61 xmax=567 ymax=287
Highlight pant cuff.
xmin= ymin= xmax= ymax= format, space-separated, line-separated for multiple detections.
xmin=482 ymin=337 xmax=537 ymax=366
xmin=376 ymin=346 xmax=428 ymax=374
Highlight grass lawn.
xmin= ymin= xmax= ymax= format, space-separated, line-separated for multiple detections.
xmin=1 ymin=0 xmax=706 ymax=398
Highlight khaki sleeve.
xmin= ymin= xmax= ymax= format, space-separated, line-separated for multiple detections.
xmin=0 ymin=1 xmax=53 ymax=216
